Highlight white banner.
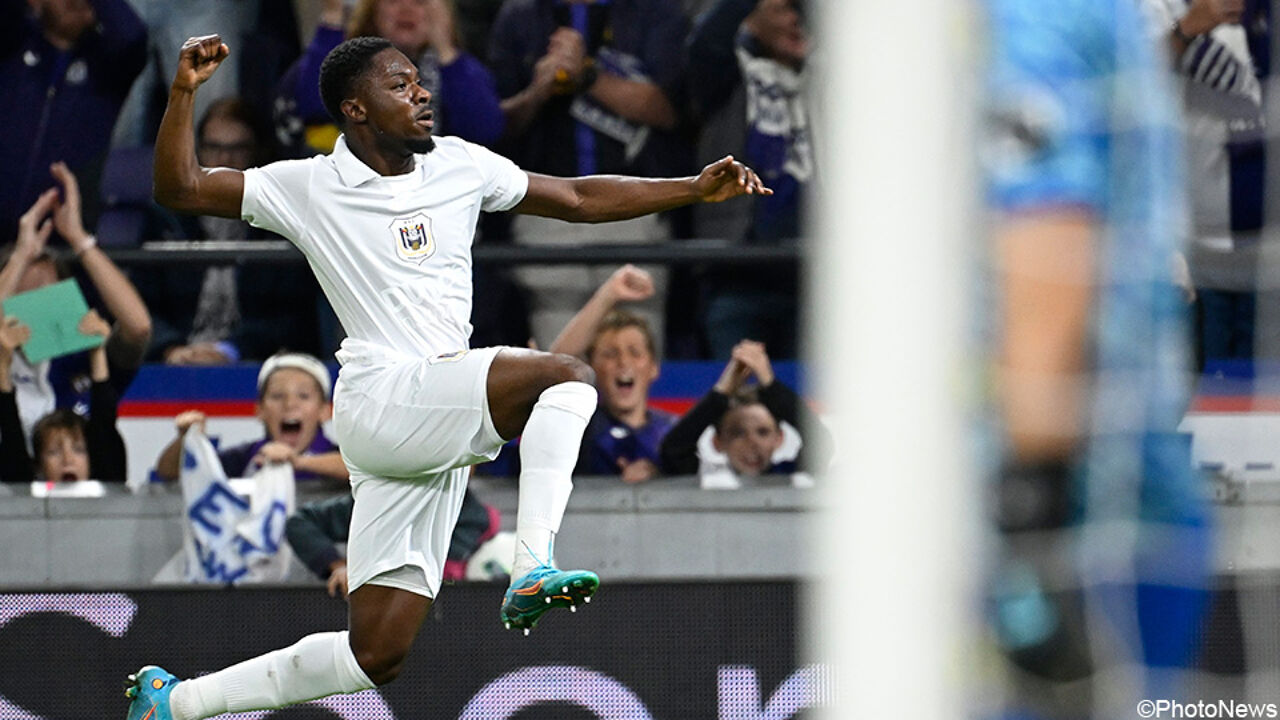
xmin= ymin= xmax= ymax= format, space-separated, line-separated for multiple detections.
xmin=179 ymin=429 xmax=296 ymax=584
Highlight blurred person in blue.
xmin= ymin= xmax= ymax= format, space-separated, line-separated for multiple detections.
xmin=0 ymin=0 xmax=148 ymax=246
xmin=275 ymin=0 xmax=505 ymax=158
xmin=982 ymin=0 xmax=1211 ymax=711
xmin=686 ymin=0 xmax=810 ymax=359
xmin=488 ymin=0 xmax=691 ymax=351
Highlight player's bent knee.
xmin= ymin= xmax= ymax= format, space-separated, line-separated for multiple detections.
xmin=550 ymin=353 xmax=594 ymax=387
xmin=353 ymin=645 xmax=410 ymax=686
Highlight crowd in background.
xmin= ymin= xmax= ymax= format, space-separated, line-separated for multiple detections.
xmin=0 ymin=0 xmax=822 ymax=490
xmin=0 ymin=1 xmax=1254 ymax=709
xmin=0 ymin=0 xmax=1272 ymax=487
xmin=1 ymin=0 xmax=812 ymax=366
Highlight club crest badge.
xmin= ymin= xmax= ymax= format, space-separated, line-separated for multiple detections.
xmin=390 ymin=213 xmax=436 ymax=263
xmin=427 ymin=350 xmax=470 ymax=365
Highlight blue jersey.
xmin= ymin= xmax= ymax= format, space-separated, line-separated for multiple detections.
xmin=578 ymin=407 xmax=677 ymax=476
xmin=984 ymin=0 xmax=1195 ymax=523
xmin=983 ymin=0 xmax=1209 ymax=672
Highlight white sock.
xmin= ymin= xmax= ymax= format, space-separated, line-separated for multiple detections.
xmin=513 ymin=381 xmax=597 ymax=579
xmin=168 ymin=631 xmax=374 ymax=720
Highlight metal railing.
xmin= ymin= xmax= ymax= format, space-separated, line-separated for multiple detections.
xmin=104 ymin=239 xmax=803 ymax=266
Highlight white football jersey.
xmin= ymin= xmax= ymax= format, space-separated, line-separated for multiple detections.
xmin=241 ymin=135 xmax=528 ymax=364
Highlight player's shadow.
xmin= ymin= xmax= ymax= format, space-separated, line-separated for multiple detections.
xmin=0 ymin=612 xmax=139 ymax=719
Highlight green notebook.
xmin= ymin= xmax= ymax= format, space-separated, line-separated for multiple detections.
xmin=2 ymin=279 xmax=103 ymax=363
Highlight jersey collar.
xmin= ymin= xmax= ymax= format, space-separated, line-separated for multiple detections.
xmin=331 ymin=135 xmax=383 ymax=188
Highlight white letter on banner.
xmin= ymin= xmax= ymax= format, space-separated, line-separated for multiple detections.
xmin=459 ymin=665 xmax=653 ymax=719
xmin=0 ymin=593 xmax=138 ymax=720
xmin=717 ymin=665 xmax=829 ymax=720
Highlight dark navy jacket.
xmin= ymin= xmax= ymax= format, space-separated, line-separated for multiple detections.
xmin=0 ymin=0 xmax=147 ymax=242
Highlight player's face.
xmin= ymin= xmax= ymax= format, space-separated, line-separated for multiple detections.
xmin=358 ymin=48 xmax=435 ymax=154
xmin=257 ymin=368 xmax=330 ymax=453
xmin=590 ymin=326 xmax=659 ymax=423
xmin=374 ymin=0 xmax=432 ymax=55
xmin=39 ymin=427 xmax=89 ymax=482
xmin=714 ymin=403 xmax=783 ymax=477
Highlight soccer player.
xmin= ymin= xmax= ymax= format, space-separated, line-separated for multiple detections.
xmin=984 ymin=0 xmax=1210 ymax=712
xmin=124 ymin=34 xmax=770 ymax=720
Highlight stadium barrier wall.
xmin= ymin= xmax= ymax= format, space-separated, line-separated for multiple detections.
xmin=0 ymin=480 xmax=815 ymax=588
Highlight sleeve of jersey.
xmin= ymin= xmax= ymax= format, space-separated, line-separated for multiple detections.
xmin=982 ymin=3 xmax=1110 ymax=214
xmin=463 ymin=143 xmax=529 ymax=212
xmin=241 ymin=160 xmax=314 ymax=242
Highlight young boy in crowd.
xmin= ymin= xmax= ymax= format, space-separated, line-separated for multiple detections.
xmin=659 ymin=339 xmax=830 ymax=484
xmin=549 ymin=265 xmax=676 ymax=483
xmin=153 ymin=352 xmax=347 ymax=483
xmin=0 ymin=312 xmax=127 ymax=482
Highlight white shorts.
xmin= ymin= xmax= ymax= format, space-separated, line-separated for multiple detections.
xmin=332 ymin=346 xmax=507 ymax=597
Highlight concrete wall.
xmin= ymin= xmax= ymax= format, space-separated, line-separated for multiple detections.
xmin=6 ymin=472 xmax=1273 ymax=589
xmin=0 ymin=476 xmax=816 ymax=589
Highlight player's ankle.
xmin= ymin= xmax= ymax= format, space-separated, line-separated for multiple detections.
xmin=510 ymin=555 xmax=542 ymax=581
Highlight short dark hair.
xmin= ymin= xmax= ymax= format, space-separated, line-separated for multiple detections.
xmin=33 ymin=409 xmax=88 ymax=463
xmin=715 ymin=387 xmax=776 ymax=435
xmin=319 ymin=36 xmax=395 ymax=125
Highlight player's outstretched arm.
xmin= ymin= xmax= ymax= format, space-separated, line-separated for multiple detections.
xmin=515 ymin=155 xmax=771 ymax=223
xmin=154 ymin=35 xmax=245 ymax=219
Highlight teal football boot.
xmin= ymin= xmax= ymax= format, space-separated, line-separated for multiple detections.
xmin=500 ymin=564 xmax=599 ymax=635
xmin=124 ymin=665 xmax=179 ymax=720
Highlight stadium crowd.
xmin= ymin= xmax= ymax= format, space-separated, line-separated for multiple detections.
xmin=0 ymin=0 xmax=820 ymax=489
xmin=0 ymin=0 xmax=1264 ymax=491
